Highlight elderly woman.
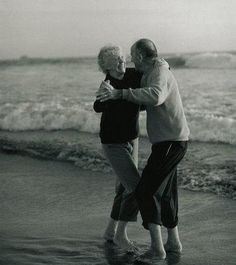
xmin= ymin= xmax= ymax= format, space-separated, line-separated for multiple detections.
xmin=93 ymin=45 xmax=142 ymax=252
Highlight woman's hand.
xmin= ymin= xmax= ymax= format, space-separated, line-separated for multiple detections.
xmin=96 ymin=81 xmax=122 ymax=102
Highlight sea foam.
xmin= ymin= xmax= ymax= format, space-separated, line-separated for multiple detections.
xmin=0 ymin=102 xmax=235 ymax=145
xmin=0 ymin=102 xmax=100 ymax=132
xmin=184 ymin=52 xmax=236 ymax=69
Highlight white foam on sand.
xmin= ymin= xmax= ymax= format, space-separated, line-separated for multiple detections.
xmin=0 ymin=130 xmax=235 ymax=199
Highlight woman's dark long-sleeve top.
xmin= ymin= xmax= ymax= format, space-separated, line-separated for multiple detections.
xmin=93 ymin=68 xmax=142 ymax=144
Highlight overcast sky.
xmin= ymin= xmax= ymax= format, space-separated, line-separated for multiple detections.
xmin=0 ymin=0 xmax=235 ymax=59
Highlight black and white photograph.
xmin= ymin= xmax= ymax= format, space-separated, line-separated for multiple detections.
xmin=0 ymin=0 xmax=235 ymax=264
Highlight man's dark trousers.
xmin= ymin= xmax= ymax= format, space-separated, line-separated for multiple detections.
xmin=135 ymin=141 xmax=188 ymax=230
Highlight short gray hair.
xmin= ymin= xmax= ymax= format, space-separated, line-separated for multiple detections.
xmin=133 ymin=38 xmax=158 ymax=61
xmin=97 ymin=45 xmax=122 ymax=74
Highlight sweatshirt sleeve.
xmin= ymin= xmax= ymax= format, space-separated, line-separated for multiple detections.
xmin=93 ymin=99 xmax=108 ymax=113
xmin=122 ymin=67 xmax=171 ymax=106
xmin=93 ymin=75 xmax=110 ymax=113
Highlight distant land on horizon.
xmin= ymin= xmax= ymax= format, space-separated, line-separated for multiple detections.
xmin=0 ymin=50 xmax=235 ymax=69
xmin=1 ymin=49 xmax=236 ymax=62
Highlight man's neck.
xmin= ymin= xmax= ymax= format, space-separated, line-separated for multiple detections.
xmin=141 ymin=61 xmax=156 ymax=74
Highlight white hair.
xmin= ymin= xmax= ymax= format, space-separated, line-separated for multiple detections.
xmin=97 ymin=45 xmax=123 ymax=74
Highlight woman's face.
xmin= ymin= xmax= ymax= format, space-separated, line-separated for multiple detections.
xmin=115 ymin=55 xmax=126 ymax=74
xmin=108 ymin=51 xmax=126 ymax=75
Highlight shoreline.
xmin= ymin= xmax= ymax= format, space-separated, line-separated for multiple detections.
xmin=0 ymin=152 xmax=235 ymax=265
xmin=0 ymin=129 xmax=235 ymax=200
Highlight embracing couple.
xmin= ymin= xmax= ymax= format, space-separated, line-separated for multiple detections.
xmin=93 ymin=38 xmax=190 ymax=260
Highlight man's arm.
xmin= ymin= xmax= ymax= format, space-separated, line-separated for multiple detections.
xmin=96 ymin=81 xmax=122 ymax=101
xmin=97 ymin=68 xmax=172 ymax=106
xmin=122 ymin=68 xmax=171 ymax=106
xmin=94 ymin=79 xmax=115 ymax=112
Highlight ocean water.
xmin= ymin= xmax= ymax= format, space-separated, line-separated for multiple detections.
xmin=0 ymin=52 xmax=235 ymax=145
xmin=1 ymin=53 xmax=236 ymax=265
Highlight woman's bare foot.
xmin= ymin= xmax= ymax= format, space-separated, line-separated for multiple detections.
xmin=111 ymin=221 xmax=139 ymax=252
xmin=113 ymin=236 xmax=139 ymax=253
xmin=103 ymin=219 xmax=117 ymax=242
xmin=103 ymin=231 xmax=115 ymax=242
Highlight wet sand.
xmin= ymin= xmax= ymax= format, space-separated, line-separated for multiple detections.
xmin=0 ymin=152 xmax=235 ymax=265
xmin=0 ymin=130 xmax=235 ymax=199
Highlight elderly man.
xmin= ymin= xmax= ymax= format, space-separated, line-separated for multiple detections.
xmin=97 ymin=38 xmax=190 ymax=259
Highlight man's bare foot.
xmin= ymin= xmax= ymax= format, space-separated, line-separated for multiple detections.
xmin=139 ymin=247 xmax=166 ymax=260
xmin=166 ymin=226 xmax=182 ymax=254
xmin=164 ymin=241 xmax=182 ymax=254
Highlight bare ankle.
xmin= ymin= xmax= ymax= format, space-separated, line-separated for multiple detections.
xmin=114 ymin=234 xmax=129 ymax=243
xmin=103 ymin=219 xmax=117 ymax=241
xmin=164 ymin=241 xmax=182 ymax=253
xmin=151 ymin=243 xmax=165 ymax=252
xmin=143 ymin=247 xmax=166 ymax=260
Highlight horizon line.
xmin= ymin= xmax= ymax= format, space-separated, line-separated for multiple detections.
xmin=1 ymin=49 xmax=236 ymax=61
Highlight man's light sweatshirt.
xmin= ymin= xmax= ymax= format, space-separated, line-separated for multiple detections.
xmin=122 ymin=59 xmax=190 ymax=144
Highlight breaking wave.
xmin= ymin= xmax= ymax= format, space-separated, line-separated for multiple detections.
xmin=165 ymin=52 xmax=236 ymax=69
xmin=0 ymin=102 xmax=235 ymax=145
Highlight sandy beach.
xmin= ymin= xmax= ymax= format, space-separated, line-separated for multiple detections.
xmin=0 ymin=130 xmax=235 ymax=264
xmin=1 ymin=1 xmax=235 ymax=264
xmin=0 ymin=151 xmax=235 ymax=265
